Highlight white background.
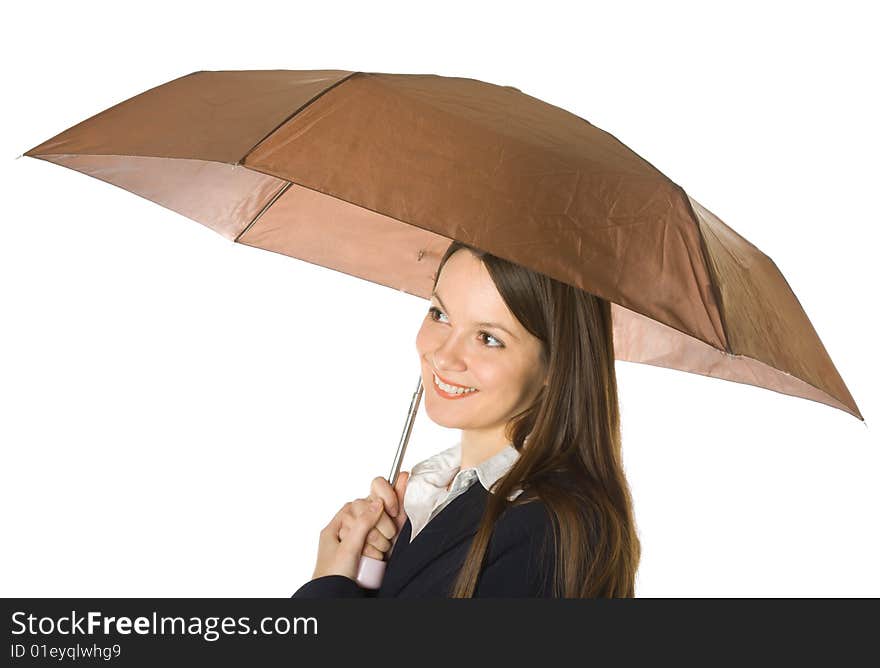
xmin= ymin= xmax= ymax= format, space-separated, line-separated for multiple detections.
xmin=2 ymin=0 xmax=876 ymax=597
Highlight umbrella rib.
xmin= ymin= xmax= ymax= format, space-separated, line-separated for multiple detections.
xmin=234 ymin=181 xmax=293 ymax=243
xmin=676 ymin=185 xmax=732 ymax=353
xmin=235 ymin=71 xmax=362 ymax=167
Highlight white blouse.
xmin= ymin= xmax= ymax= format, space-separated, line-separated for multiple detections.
xmin=402 ymin=440 xmax=524 ymax=543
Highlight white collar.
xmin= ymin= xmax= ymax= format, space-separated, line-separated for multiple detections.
xmin=408 ymin=440 xmax=522 ymax=495
xmin=403 ymin=439 xmax=523 ymax=542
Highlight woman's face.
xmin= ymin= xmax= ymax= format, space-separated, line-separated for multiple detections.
xmin=416 ymin=249 xmax=548 ymax=436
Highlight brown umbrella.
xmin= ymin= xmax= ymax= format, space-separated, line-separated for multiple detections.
xmin=21 ymin=68 xmax=863 ymax=583
xmin=22 ymin=68 xmax=862 ymax=422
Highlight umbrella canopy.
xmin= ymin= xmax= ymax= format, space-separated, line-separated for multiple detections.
xmin=22 ymin=69 xmax=862 ymax=422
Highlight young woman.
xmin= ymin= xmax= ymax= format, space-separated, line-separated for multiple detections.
xmin=292 ymin=241 xmax=641 ymax=598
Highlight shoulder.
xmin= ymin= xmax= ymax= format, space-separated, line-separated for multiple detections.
xmin=488 ymin=497 xmax=557 ymax=560
xmin=495 ymin=497 xmax=555 ymax=536
xmin=475 ymin=497 xmax=558 ymax=597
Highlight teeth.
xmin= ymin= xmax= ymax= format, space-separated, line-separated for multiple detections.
xmin=434 ymin=373 xmax=477 ymax=394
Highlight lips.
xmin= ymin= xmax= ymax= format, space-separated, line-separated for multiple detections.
xmin=429 ymin=369 xmax=479 ymax=401
xmin=433 ymin=378 xmax=479 ymax=400
xmin=432 ymin=369 xmax=476 ymax=390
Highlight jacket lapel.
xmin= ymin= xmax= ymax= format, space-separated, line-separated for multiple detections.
xmin=381 ymin=482 xmax=489 ymax=596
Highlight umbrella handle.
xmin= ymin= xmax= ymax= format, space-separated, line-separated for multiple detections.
xmin=355 ymin=374 xmax=424 ymax=590
xmin=356 ymin=554 xmax=387 ymax=589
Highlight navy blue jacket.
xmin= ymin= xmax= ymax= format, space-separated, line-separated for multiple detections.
xmin=291 ymin=481 xmax=558 ymax=598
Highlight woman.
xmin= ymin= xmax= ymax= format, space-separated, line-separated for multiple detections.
xmin=292 ymin=241 xmax=641 ymax=597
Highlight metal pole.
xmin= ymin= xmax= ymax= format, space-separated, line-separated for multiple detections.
xmin=355 ymin=373 xmax=424 ymax=588
xmin=387 ymin=374 xmax=424 ymax=486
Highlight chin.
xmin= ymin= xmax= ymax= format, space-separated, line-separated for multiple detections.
xmin=424 ymin=401 xmax=471 ymax=429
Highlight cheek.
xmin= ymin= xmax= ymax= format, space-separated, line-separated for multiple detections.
xmin=415 ymin=322 xmax=443 ymax=360
xmin=489 ymin=363 xmax=535 ymax=398
xmin=415 ymin=322 xmax=431 ymax=353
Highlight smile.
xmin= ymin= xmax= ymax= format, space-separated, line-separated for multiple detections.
xmin=433 ymin=372 xmax=479 ymax=399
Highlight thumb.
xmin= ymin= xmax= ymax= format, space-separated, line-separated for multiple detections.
xmin=393 ymin=471 xmax=410 ymax=529
xmin=394 ymin=470 xmax=410 ymax=499
xmin=339 ymin=499 xmax=384 ymax=558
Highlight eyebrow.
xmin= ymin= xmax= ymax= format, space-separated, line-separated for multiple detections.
xmin=431 ymin=291 xmax=519 ymax=341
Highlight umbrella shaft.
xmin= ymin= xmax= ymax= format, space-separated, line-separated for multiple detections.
xmin=387 ymin=375 xmax=423 ymax=486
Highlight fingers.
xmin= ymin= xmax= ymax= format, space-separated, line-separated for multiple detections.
xmin=338 ymin=506 xmax=396 ymax=543
xmin=368 ymin=472 xmax=410 ymax=530
xmin=337 ymin=499 xmax=384 ymax=560
xmin=362 ymin=544 xmax=385 ymax=560
xmin=329 ymin=487 xmax=407 ymax=551
xmin=372 ymin=510 xmax=398 ymax=541
xmin=353 ymin=525 xmax=391 ymax=560
xmin=366 ymin=527 xmax=392 ymax=553
xmin=321 ymin=501 xmax=352 ymax=538
xmin=369 ymin=476 xmax=401 ymax=518
xmin=318 ymin=501 xmax=353 ymax=551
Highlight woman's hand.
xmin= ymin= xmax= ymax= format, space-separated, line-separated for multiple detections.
xmin=311 ymin=471 xmax=410 ymax=581
xmin=359 ymin=472 xmax=410 ymax=559
xmin=312 ymin=498 xmax=386 ymax=581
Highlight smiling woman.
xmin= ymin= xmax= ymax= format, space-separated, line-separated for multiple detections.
xmin=417 ymin=241 xmax=640 ymax=597
xmin=417 ymin=247 xmax=550 ymax=471
xmin=293 ymin=239 xmax=641 ymax=598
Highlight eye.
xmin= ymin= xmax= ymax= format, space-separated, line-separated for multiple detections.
xmin=427 ymin=306 xmax=448 ymax=324
xmin=427 ymin=306 xmax=505 ymax=349
xmin=478 ymin=332 xmax=504 ymax=348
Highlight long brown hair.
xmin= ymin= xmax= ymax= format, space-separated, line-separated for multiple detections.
xmin=434 ymin=241 xmax=641 ymax=597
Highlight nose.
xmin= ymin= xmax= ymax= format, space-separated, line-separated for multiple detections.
xmin=428 ymin=333 xmax=468 ymax=374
